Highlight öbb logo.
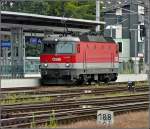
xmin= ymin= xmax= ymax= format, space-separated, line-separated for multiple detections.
xmin=52 ymin=57 xmax=61 ymax=62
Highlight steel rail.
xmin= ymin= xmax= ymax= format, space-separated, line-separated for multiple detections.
xmin=1 ymin=86 xmax=148 ymax=105
xmin=1 ymin=81 xmax=147 ymax=93
xmin=1 ymin=101 xmax=149 ymax=128
xmin=3 ymin=97 xmax=148 ymax=119
xmin=1 ymin=84 xmax=149 ymax=95
xmin=2 ymin=93 xmax=148 ymax=118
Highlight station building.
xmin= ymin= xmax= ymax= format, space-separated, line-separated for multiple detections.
xmin=104 ymin=0 xmax=145 ymax=73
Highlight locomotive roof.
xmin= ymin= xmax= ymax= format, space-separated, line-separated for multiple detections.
xmin=43 ymin=35 xmax=80 ymax=42
xmin=43 ymin=34 xmax=115 ymax=43
xmin=79 ymin=34 xmax=115 ymax=43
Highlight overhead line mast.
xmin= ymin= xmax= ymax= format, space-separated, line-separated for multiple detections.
xmin=96 ymin=0 xmax=100 ymax=32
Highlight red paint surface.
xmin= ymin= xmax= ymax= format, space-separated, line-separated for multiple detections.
xmin=76 ymin=42 xmax=118 ymax=63
xmin=40 ymin=54 xmax=76 ymax=63
xmin=40 ymin=41 xmax=119 ymax=63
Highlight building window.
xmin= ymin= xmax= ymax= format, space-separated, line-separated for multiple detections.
xmin=138 ymin=15 xmax=144 ymax=23
xmin=116 ymin=8 xmax=122 ymax=15
xmin=138 ymin=5 xmax=144 ymax=15
xmin=138 ymin=42 xmax=144 ymax=53
xmin=117 ymin=15 xmax=122 ymax=23
xmin=118 ymin=42 xmax=122 ymax=52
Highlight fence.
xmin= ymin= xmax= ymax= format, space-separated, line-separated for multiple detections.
xmin=25 ymin=57 xmax=40 ymax=74
xmin=0 ymin=57 xmax=40 ymax=78
xmin=119 ymin=58 xmax=145 ymax=74
xmin=0 ymin=57 xmax=146 ymax=78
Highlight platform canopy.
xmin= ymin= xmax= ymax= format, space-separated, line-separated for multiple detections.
xmin=1 ymin=11 xmax=105 ymax=33
xmin=0 ymin=11 xmax=105 ymax=78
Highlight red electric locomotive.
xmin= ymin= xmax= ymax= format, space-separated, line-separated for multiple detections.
xmin=40 ymin=33 xmax=119 ymax=85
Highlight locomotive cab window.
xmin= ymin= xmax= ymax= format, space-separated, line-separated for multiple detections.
xmin=42 ymin=41 xmax=75 ymax=54
xmin=43 ymin=42 xmax=56 ymax=54
xmin=56 ymin=41 xmax=75 ymax=54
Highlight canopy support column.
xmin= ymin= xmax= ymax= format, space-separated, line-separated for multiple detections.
xmin=11 ymin=27 xmax=25 ymax=78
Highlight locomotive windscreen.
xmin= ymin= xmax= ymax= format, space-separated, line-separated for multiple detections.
xmin=79 ymin=34 xmax=115 ymax=43
xmin=43 ymin=42 xmax=55 ymax=54
xmin=42 ymin=41 xmax=75 ymax=54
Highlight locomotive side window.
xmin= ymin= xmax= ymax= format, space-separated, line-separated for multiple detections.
xmin=76 ymin=44 xmax=80 ymax=53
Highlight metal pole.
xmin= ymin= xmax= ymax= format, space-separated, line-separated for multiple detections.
xmin=0 ymin=1 xmax=2 ymax=127
xmin=148 ymin=1 xmax=150 ymax=76
xmin=23 ymin=34 xmax=26 ymax=77
xmin=144 ymin=1 xmax=150 ymax=127
xmin=144 ymin=0 xmax=150 ymax=67
xmin=111 ymin=26 xmax=113 ymax=37
xmin=148 ymin=2 xmax=150 ymax=128
xmin=96 ymin=0 xmax=100 ymax=32
xmin=148 ymin=29 xmax=150 ymax=65
xmin=135 ymin=30 xmax=138 ymax=74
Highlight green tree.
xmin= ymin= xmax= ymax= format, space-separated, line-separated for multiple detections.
xmin=1 ymin=0 xmax=105 ymax=57
xmin=1 ymin=1 xmax=51 ymax=15
xmin=1 ymin=0 xmax=104 ymax=20
xmin=25 ymin=44 xmax=41 ymax=57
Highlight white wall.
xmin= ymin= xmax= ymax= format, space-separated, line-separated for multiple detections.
xmin=1 ymin=78 xmax=40 ymax=88
xmin=116 ymin=74 xmax=148 ymax=82
xmin=115 ymin=39 xmax=130 ymax=62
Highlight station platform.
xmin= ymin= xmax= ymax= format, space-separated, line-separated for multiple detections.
xmin=1 ymin=77 xmax=40 ymax=88
xmin=116 ymin=74 xmax=148 ymax=82
xmin=0 ymin=74 xmax=148 ymax=88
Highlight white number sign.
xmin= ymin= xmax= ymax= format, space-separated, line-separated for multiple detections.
xmin=97 ymin=110 xmax=114 ymax=125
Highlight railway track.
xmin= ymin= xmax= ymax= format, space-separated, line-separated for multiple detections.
xmin=1 ymin=86 xmax=149 ymax=105
xmin=1 ymin=81 xmax=149 ymax=128
xmin=2 ymin=84 xmax=149 ymax=95
xmin=2 ymin=93 xmax=148 ymax=114
xmin=1 ymin=81 xmax=148 ymax=93
xmin=2 ymin=93 xmax=148 ymax=117
xmin=1 ymin=101 xmax=148 ymax=128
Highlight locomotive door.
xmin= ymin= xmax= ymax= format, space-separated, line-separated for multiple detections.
xmin=111 ymin=52 xmax=114 ymax=69
xmin=83 ymin=48 xmax=87 ymax=74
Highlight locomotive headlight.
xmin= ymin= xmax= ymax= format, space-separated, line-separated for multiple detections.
xmin=44 ymin=63 xmax=48 ymax=67
xmin=65 ymin=63 xmax=70 ymax=67
xmin=54 ymin=38 xmax=58 ymax=42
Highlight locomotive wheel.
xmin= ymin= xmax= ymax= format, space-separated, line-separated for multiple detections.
xmin=74 ymin=79 xmax=84 ymax=85
xmin=111 ymin=76 xmax=117 ymax=81
xmin=86 ymin=79 xmax=92 ymax=85
xmin=40 ymin=79 xmax=46 ymax=86
xmin=104 ymin=78 xmax=110 ymax=83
